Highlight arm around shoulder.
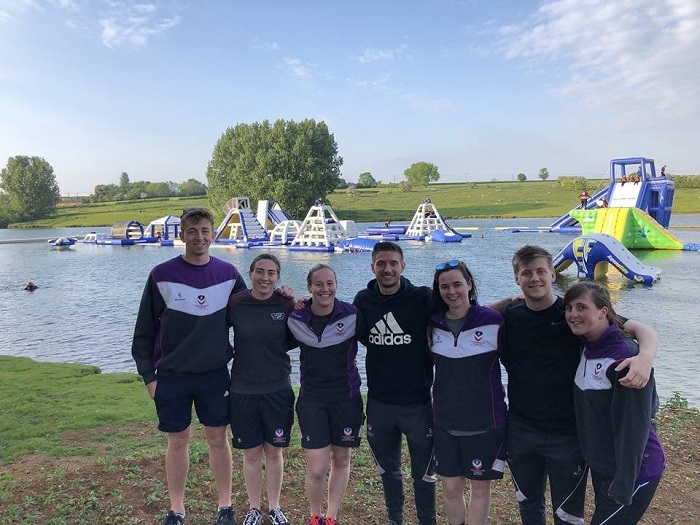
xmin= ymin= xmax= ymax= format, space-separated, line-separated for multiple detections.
xmin=617 ymin=319 xmax=658 ymax=388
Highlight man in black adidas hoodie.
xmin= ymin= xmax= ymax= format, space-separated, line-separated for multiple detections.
xmin=353 ymin=241 xmax=436 ymax=525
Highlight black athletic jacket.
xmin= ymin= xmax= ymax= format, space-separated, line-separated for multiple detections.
xmin=353 ymin=276 xmax=433 ymax=405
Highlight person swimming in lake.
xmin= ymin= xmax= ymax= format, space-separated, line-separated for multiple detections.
xmin=24 ymin=281 xmax=38 ymax=292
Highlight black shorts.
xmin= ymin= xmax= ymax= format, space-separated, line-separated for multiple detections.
xmin=230 ymin=387 xmax=295 ymax=449
xmin=154 ymin=367 xmax=230 ymax=433
xmin=434 ymin=425 xmax=506 ymax=480
xmin=295 ymin=395 xmax=364 ymax=449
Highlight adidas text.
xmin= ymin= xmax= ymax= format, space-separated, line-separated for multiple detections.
xmin=369 ymin=333 xmax=412 ymax=345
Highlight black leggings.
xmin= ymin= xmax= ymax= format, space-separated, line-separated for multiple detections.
xmin=590 ymin=472 xmax=661 ymax=525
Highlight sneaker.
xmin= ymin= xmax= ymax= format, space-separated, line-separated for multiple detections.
xmin=268 ymin=508 xmax=290 ymax=525
xmin=324 ymin=518 xmax=337 ymax=525
xmin=307 ymin=516 xmax=324 ymax=525
xmin=162 ymin=511 xmax=185 ymax=525
xmin=217 ymin=506 xmax=238 ymax=525
xmin=241 ymin=508 xmax=262 ymax=525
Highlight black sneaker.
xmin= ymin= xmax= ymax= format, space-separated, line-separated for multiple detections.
xmin=268 ymin=507 xmax=290 ymax=525
xmin=162 ymin=510 xmax=185 ymax=525
xmin=217 ymin=506 xmax=238 ymax=525
xmin=241 ymin=508 xmax=262 ymax=525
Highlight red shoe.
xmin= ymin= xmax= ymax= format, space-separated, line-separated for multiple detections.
xmin=307 ymin=516 xmax=324 ymax=525
xmin=324 ymin=518 xmax=337 ymax=525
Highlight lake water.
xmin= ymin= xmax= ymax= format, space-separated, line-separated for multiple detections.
xmin=2 ymin=216 xmax=699 ymax=406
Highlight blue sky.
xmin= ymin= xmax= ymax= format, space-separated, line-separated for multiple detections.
xmin=1 ymin=0 xmax=698 ymax=195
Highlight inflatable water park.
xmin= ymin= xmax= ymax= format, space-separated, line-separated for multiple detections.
xmin=61 ymin=155 xmax=696 ymax=285
xmin=79 ymin=216 xmax=181 ymax=246
xmin=48 ymin=237 xmax=76 ymax=250
xmin=361 ymin=199 xmax=469 ymax=243
xmin=516 ymin=157 xmax=699 ymax=284
xmin=207 ymin=196 xmax=468 ymax=252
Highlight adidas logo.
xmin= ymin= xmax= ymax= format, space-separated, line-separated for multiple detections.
xmin=368 ymin=312 xmax=412 ymax=345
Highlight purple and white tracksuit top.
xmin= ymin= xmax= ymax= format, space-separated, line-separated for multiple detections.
xmin=287 ymin=299 xmax=361 ymax=402
xmin=573 ymin=322 xmax=665 ymax=506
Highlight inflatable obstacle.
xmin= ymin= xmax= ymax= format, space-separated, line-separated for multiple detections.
xmin=568 ymin=207 xmax=690 ymax=250
xmin=553 ymin=233 xmax=661 ymax=284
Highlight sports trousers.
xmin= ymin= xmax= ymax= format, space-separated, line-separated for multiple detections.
xmin=366 ymin=397 xmax=436 ymax=525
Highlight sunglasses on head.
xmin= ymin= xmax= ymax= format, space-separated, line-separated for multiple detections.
xmin=436 ymin=259 xmax=461 ymax=271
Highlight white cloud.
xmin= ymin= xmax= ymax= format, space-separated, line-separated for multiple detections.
xmin=498 ymin=0 xmax=700 ymax=126
xmin=252 ymin=39 xmax=279 ymax=52
xmin=282 ymin=58 xmax=313 ymax=79
xmin=99 ymin=2 xmax=181 ymax=48
xmin=355 ymin=44 xmax=408 ymax=64
xmin=0 ymin=0 xmax=40 ymax=24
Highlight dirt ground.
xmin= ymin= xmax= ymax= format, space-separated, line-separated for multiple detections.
xmin=1 ymin=408 xmax=698 ymax=524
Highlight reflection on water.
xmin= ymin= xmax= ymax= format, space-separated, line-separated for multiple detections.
xmin=1 ymin=217 xmax=699 ymax=406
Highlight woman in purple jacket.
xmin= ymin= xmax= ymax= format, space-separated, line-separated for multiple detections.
xmin=428 ymin=260 xmax=507 ymax=525
xmin=564 ymin=281 xmax=664 ymax=525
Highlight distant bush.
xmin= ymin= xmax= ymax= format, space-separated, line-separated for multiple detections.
xmin=672 ymin=175 xmax=700 ymax=188
xmin=556 ymin=176 xmax=589 ymax=190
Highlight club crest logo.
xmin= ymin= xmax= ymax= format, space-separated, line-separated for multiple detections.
xmin=336 ymin=322 xmax=345 ymax=334
xmin=275 ymin=428 xmax=284 ymax=438
xmin=474 ymin=330 xmax=483 ymax=343
xmin=197 ymin=295 xmax=206 ymax=305
xmin=343 ymin=427 xmax=352 ymax=436
xmin=472 ymin=459 xmax=483 ymax=471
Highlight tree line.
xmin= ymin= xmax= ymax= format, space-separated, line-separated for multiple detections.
xmin=92 ymin=173 xmax=207 ymax=203
xmin=1 ymin=118 xmax=445 ymax=227
xmin=16 ymin=117 xmax=697 ymax=229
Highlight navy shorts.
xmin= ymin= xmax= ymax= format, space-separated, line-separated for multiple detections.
xmin=230 ymin=387 xmax=295 ymax=449
xmin=295 ymin=395 xmax=364 ymax=449
xmin=154 ymin=367 xmax=230 ymax=433
xmin=434 ymin=425 xmax=506 ymax=480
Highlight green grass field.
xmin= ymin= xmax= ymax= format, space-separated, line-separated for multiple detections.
xmin=1 ymin=356 xmax=697 ymax=524
xmin=12 ymin=180 xmax=700 ymax=228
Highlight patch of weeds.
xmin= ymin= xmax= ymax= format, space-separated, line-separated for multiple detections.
xmin=98 ymin=455 xmax=120 ymax=472
xmin=123 ymin=464 xmax=143 ymax=481
xmin=3 ymin=505 xmax=21 ymax=522
xmin=189 ymin=441 xmax=209 ymax=464
xmin=145 ymin=480 xmax=165 ymax=506
xmin=664 ymin=391 xmax=689 ymax=410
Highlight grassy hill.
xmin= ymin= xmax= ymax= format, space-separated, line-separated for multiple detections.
xmin=12 ymin=180 xmax=700 ymax=228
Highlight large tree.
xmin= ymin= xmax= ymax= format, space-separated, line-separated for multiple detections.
xmin=538 ymin=168 xmax=550 ymax=181
xmin=0 ymin=156 xmax=60 ymax=221
xmin=179 ymin=178 xmax=207 ymax=196
xmin=145 ymin=182 xmax=171 ymax=198
xmin=404 ymin=161 xmax=440 ymax=186
xmin=206 ymin=119 xmax=342 ymax=219
xmin=357 ymin=171 xmax=377 ymax=188
xmin=119 ymin=171 xmax=130 ymax=190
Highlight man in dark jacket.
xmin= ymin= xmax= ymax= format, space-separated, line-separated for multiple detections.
xmin=353 ymin=242 xmax=436 ymax=525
